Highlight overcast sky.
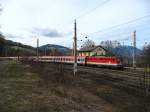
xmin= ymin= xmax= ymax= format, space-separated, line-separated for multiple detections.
xmin=0 ymin=0 xmax=150 ymax=48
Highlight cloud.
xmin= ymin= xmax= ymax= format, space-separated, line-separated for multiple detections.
xmin=4 ymin=33 xmax=24 ymax=39
xmin=32 ymin=28 xmax=65 ymax=38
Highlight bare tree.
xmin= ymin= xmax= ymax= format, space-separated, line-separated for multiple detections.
xmin=100 ymin=40 xmax=121 ymax=49
xmin=81 ymin=39 xmax=95 ymax=49
xmin=100 ymin=40 xmax=121 ymax=56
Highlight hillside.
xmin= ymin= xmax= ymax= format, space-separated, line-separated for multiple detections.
xmin=0 ymin=34 xmax=143 ymax=57
xmin=39 ymin=44 xmax=72 ymax=55
xmin=113 ymin=46 xmax=142 ymax=57
xmin=0 ymin=35 xmax=36 ymax=56
xmin=0 ymin=34 xmax=72 ymax=56
xmin=112 ymin=46 xmax=143 ymax=66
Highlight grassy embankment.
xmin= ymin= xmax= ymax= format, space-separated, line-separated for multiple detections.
xmin=0 ymin=60 xmax=149 ymax=112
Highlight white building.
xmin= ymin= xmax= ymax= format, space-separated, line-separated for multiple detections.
xmin=78 ymin=45 xmax=107 ymax=56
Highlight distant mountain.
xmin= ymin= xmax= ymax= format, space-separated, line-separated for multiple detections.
xmin=113 ymin=46 xmax=142 ymax=57
xmin=39 ymin=44 xmax=71 ymax=55
xmin=0 ymin=33 xmax=72 ymax=56
xmin=2 ymin=34 xmax=143 ymax=58
xmin=0 ymin=36 xmax=36 ymax=56
xmin=5 ymin=40 xmax=35 ymax=50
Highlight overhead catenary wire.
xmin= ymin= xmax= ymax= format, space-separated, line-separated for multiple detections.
xmin=61 ymin=0 xmax=150 ymax=48
xmin=77 ymin=24 xmax=150 ymax=47
xmin=59 ymin=0 xmax=111 ymax=32
xmin=77 ymin=16 xmax=150 ymax=42
xmin=76 ymin=0 xmax=111 ymax=20
xmin=93 ymin=25 xmax=150 ymax=39
xmin=77 ymin=16 xmax=150 ymax=47
xmin=88 ymin=14 xmax=150 ymax=35
xmin=60 ymin=1 xmax=150 ymax=49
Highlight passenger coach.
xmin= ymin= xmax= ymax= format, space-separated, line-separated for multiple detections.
xmin=36 ymin=56 xmax=123 ymax=68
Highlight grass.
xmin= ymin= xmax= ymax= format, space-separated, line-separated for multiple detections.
xmin=0 ymin=61 xmax=64 ymax=112
xmin=0 ymin=60 xmax=149 ymax=112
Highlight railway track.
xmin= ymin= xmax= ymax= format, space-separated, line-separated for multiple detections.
xmin=23 ymin=61 xmax=150 ymax=95
xmin=78 ymin=66 xmax=145 ymax=77
xmin=63 ymin=65 xmax=150 ymax=95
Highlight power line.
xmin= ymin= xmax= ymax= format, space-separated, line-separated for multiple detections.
xmin=88 ymin=14 xmax=150 ymax=35
xmin=77 ymin=16 xmax=150 ymax=44
xmin=60 ymin=0 xmax=110 ymax=30
xmin=78 ymin=25 xmax=150 ymax=46
xmin=97 ymin=31 xmax=131 ymax=37
xmin=76 ymin=0 xmax=110 ymax=19
xmin=96 ymin=25 xmax=150 ymax=38
xmin=95 ymin=27 xmax=150 ymax=42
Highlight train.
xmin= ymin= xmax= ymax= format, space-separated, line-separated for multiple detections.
xmin=0 ymin=56 xmax=123 ymax=69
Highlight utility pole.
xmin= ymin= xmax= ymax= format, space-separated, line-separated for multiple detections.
xmin=73 ymin=19 xmax=77 ymax=76
xmin=123 ymin=41 xmax=124 ymax=47
xmin=5 ymin=45 xmax=7 ymax=57
xmin=45 ymin=47 xmax=47 ymax=56
xmin=133 ymin=30 xmax=136 ymax=70
xmin=17 ymin=43 xmax=19 ymax=61
xmin=72 ymin=41 xmax=74 ymax=56
xmin=37 ymin=38 xmax=39 ymax=62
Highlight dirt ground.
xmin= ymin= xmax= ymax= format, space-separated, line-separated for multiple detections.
xmin=0 ymin=60 xmax=149 ymax=112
